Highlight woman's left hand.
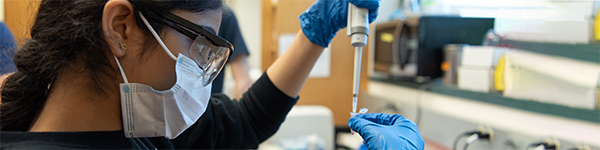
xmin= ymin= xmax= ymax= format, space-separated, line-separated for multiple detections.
xmin=349 ymin=113 xmax=425 ymax=150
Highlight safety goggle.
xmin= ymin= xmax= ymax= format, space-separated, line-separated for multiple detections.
xmin=156 ymin=12 xmax=234 ymax=87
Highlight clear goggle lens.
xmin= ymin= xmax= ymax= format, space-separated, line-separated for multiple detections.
xmin=189 ymin=36 xmax=232 ymax=87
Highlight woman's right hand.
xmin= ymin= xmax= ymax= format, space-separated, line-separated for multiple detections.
xmin=266 ymin=0 xmax=379 ymax=98
xmin=299 ymin=0 xmax=380 ymax=48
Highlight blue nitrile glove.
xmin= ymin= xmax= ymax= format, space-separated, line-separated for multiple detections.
xmin=348 ymin=113 xmax=425 ymax=150
xmin=299 ymin=0 xmax=380 ymax=47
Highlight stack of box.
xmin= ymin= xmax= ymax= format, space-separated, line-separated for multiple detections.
xmin=457 ymin=46 xmax=507 ymax=92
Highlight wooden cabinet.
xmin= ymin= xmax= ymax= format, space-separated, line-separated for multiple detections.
xmin=4 ymin=0 xmax=41 ymax=46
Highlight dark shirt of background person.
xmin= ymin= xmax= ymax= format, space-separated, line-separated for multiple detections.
xmin=212 ymin=7 xmax=249 ymax=94
xmin=0 ymin=22 xmax=17 ymax=75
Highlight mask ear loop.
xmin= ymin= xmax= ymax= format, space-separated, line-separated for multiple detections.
xmin=113 ymin=56 xmax=129 ymax=83
xmin=139 ymin=12 xmax=178 ymax=61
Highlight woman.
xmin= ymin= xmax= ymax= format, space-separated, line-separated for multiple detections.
xmin=0 ymin=0 xmax=423 ymax=149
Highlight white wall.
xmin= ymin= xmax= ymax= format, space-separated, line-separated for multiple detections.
xmin=373 ymin=0 xmax=401 ymax=25
xmin=0 ymin=0 xmax=4 ymax=21
xmin=226 ymin=0 xmax=262 ymax=69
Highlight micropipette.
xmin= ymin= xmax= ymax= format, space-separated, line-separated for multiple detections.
xmin=347 ymin=3 xmax=369 ymax=134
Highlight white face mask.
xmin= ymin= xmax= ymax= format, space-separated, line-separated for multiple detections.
xmin=113 ymin=13 xmax=212 ymax=139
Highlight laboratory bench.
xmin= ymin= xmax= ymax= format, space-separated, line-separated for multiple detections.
xmin=360 ymin=78 xmax=600 ymax=150
xmin=334 ymin=38 xmax=600 ymax=149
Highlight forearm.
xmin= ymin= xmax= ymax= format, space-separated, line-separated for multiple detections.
xmin=230 ymin=55 xmax=252 ymax=99
xmin=266 ymin=30 xmax=324 ymax=97
xmin=231 ymin=55 xmax=251 ymax=83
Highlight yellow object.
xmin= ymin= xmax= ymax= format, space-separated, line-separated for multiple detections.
xmin=595 ymin=9 xmax=600 ymax=40
xmin=381 ymin=32 xmax=394 ymax=43
xmin=494 ymin=55 xmax=506 ymax=91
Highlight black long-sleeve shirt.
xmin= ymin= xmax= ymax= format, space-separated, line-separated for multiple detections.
xmin=0 ymin=73 xmax=298 ymax=149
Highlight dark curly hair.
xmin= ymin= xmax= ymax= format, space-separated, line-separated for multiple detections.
xmin=0 ymin=0 xmax=223 ymax=131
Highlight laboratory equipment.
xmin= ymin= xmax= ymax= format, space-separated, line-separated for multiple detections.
xmin=347 ymin=3 xmax=369 ymax=131
xmin=258 ymin=105 xmax=334 ymax=150
xmin=372 ymin=19 xmax=419 ymax=79
xmin=528 ymin=139 xmax=559 ymax=150
xmin=372 ymin=17 xmax=494 ymax=82
xmin=452 ymin=127 xmax=493 ymax=150
xmin=442 ymin=44 xmax=464 ymax=86
xmin=418 ymin=17 xmax=494 ymax=80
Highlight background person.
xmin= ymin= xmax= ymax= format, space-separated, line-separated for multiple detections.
xmin=0 ymin=22 xmax=17 ymax=78
xmin=212 ymin=7 xmax=252 ymax=99
xmin=0 ymin=22 xmax=17 ymax=95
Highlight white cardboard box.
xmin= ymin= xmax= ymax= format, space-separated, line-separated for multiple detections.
xmin=458 ymin=66 xmax=492 ymax=93
xmin=461 ymin=46 xmax=495 ymax=68
xmin=503 ymin=50 xmax=600 ymax=110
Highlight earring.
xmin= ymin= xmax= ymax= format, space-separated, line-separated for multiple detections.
xmin=116 ymin=41 xmax=127 ymax=53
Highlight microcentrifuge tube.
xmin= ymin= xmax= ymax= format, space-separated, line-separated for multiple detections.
xmin=350 ymin=108 xmax=369 ymax=135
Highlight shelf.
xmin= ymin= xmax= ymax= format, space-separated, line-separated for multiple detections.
xmin=498 ymin=39 xmax=600 ymax=64
xmin=370 ymin=77 xmax=600 ymax=124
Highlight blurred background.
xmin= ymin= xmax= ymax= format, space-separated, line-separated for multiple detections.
xmin=2 ymin=0 xmax=599 ymax=149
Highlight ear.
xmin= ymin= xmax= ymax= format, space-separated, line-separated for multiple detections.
xmin=102 ymin=0 xmax=136 ymax=57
